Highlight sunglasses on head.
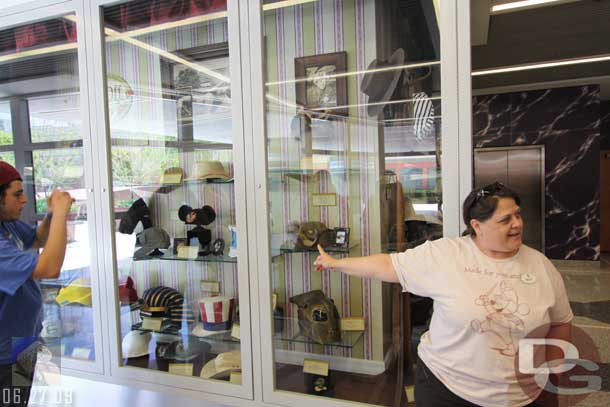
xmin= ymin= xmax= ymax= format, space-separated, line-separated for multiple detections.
xmin=470 ymin=182 xmax=508 ymax=211
xmin=476 ymin=181 xmax=506 ymax=198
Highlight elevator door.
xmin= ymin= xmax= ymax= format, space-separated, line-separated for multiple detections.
xmin=474 ymin=147 xmax=544 ymax=252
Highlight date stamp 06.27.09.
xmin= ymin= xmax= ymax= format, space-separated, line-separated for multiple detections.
xmin=2 ymin=387 xmax=73 ymax=407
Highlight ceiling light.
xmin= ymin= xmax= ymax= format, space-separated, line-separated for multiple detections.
xmin=491 ymin=0 xmax=578 ymax=14
xmin=472 ymin=54 xmax=610 ymax=76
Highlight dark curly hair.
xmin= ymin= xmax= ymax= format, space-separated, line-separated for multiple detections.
xmin=462 ymin=182 xmax=521 ymax=236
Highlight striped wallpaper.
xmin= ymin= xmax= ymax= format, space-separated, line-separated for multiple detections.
xmin=265 ymin=0 xmax=385 ymax=362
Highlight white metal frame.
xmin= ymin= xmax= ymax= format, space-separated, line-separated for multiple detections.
xmin=457 ymin=2 xmax=473 ymax=235
xmin=247 ymin=1 xmax=465 ymax=406
xmin=0 ymin=0 xmax=107 ymax=375
xmin=86 ymin=0 xmax=254 ymax=400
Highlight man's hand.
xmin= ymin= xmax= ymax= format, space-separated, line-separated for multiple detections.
xmin=48 ymin=189 xmax=74 ymax=217
xmin=314 ymin=245 xmax=336 ymax=272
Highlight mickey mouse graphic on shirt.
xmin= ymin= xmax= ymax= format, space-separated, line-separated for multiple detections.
xmin=470 ymin=281 xmax=531 ymax=357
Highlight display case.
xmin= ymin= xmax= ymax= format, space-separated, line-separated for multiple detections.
xmin=0 ymin=0 xmax=465 ymax=404
xmin=0 ymin=1 xmax=106 ymax=374
xmin=251 ymin=0 xmax=445 ymax=406
xmin=90 ymin=0 xmax=253 ymax=399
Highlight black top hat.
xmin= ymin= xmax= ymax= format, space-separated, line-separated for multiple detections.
xmin=360 ymin=48 xmax=405 ymax=117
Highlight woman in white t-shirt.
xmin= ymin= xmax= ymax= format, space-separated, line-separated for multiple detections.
xmin=314 ymin=182 xmax=573 ymax=407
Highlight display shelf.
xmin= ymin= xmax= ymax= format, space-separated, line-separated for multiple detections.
xmin=268 ymin=168 xmax=360 ymax=181
xmin=44 ymin=336 xmax=96 ymax=360
xmin=121 ymin=178 xmax=235 ymax=194
xmin=40 ymin=268 xmax=89 ymax=287
xmin=275 ymin=242 xmax=358 ymax=257
xmin=274 ymin=318 xmax=364 ymax=349
xmin=133 ymin=249 xmax=237 ymax=263
xmin=130 ymin=322 xmax=241 ymax=346
xmin=130 ymin=178 xmax=234 ymax=189
xmin=183 ymin=178 xmax=234 ymax=185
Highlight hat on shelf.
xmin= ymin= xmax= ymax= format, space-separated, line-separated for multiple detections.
xmin=122 ymin=331 xmax=152 ymax=359
xmin=56 ymin=278 xmax=92 ymax=306
xmin=139 ymin=305 xmax=167 ymax=319
xmin=158 ymin=337 xmax=211 ymax=362
xmin=118 ymin=276 xmax=139 ymax=305
xmin=119 ymin=198 xmax=152 ymax=235
xmin=404 ymin=197 xmax=442 ymax=225
xmin=360 ymin=48 xmax=405 ymax=117
xmin=142 ymin=286 xmax=184 ymax=310
xmin=290 ymin=290 xmax=341 ymax=345
xmin=185 ymin=161 xmax=230 ymax=181
xmin=296 ymin=221 xmax=335 ymax=249
xmin=200 ymin=350 xmax=241 ymax=379
xmin=134 ymin=227 xmax=171 ymax=258
xmin=168 ymin=304 xmax=198 ymax=327
xmin=198 ymin=296 xmax=235 ymax=331
xmin=178 ymin=204 xmax=216 ymax=226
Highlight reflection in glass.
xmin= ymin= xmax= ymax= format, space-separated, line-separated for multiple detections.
xmin=102 ymin=0 xmax=242 ymax=384
xmin=32 ymin=148 xmax=84 ymax=213
xmin=263 ymin=0 xmax=441 ymax=404
xmin=0 ymin=14 xmax=96 ymax=362
xmin=29 ymin=94 xmax=81 ymax=143
xmin=0 ymin=152 xmax=15 ymax=166
xmin=0 ymin=101 xmax=12 ymax=145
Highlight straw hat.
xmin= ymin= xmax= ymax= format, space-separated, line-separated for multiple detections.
xmin=185 ymin=161 xmax=230 ymax=181
xmin=200 ymin=351 xmax=241 ymax=379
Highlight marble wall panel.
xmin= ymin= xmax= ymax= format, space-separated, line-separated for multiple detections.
xmin=473 ymin=86 xmax=600 ymax=260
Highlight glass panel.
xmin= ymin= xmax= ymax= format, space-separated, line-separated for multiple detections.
xmin=263 ymin=1 xmax=441 ymax=404
xmin=0 ymin=15 xmax=97 ymax=364
xmin=0 ymin=151 xmax=15 ymax=166
xmin=102 ymin=0 xmax=243 ymax=384
xmin=0 ymin=101 xmax=12 ymax=145
xmin=29 ymin=94 xmax=81 ymax=143
xmin=32 ymin=148 xmax=85 ymax=214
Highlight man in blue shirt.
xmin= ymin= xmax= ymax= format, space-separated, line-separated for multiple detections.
xmin=0 ymin=161 xmax=73 ymax=406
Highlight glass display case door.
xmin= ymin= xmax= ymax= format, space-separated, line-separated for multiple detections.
xmin=247 ymin=1 xmax=461 ymax=406
xmin=0 ymin=0 xmax=106 ymax=375
xmin=88 ymin=0 xmax=254 ymax=399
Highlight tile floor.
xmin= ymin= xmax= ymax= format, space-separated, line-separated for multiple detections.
xmin=554 ymin=254 xmax=610 ymax=406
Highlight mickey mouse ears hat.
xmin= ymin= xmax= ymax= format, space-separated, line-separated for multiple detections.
xmin=0 ymin=161 xmax=22 ymax=186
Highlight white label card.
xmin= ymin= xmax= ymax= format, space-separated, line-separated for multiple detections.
xmin=177 ymin=246 xmax=199 ymax=259
xmin=141 ymin=318 xmax=163 ymax=331
xmin=169 ymin=363 xmax=193 ymax=376
xmin=303 ymin=359 xmax=329 ymax=376
xmin=231 ymin=323 xmax=241 ymax=340
xmin=311 ymin=193 xmax=337 ymax=207
xmin=341 ymin=317 xmax=365 ymax=331
xmin=230 ymin=371 xmax=242 ymax=385
xmin=71 ymin=347 xmax=90 ymax=360
xmin=201 ymin=280 xmax=220 ymax=292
